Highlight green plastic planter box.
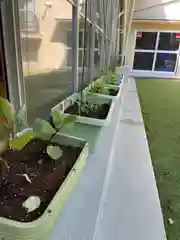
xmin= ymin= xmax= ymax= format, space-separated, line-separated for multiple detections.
xmin=0 ymin=130 xmax=88 ymax=240
xmin=52 ymin=93 xmax=116 ymax=153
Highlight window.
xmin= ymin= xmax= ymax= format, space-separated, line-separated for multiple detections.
xmin=133 ymin=31 xmax=180 ymax=73
xmin=154 ymin=53 xmax=177 ymax=72
xmin=19 ymin=0 xmax=74 ymax=124
xmin=135 ymin=32 xmax=157 ymax=50
xmin=18 ymin=0 xmax=36 ymax=32
xmin=66 ymin=30 xmax=89 ymax=67
xmin=158 ymin=33 xmax=179 ymax=51
xmin=133 ymin=52 xmax=154 ymax=71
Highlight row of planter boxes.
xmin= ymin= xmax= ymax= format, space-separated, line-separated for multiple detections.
xmin=0 ymin=74 xmax=124 ymax=240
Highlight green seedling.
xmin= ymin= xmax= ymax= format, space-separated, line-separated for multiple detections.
xmin=89 ymin=81 xmax=109 ymax=95
xmin=76 ymin=94 xmax=98 ymax=116
xmin=33 ymin=108 xmax=76 ymax=160
xmin=103 ymin=72 xmax=117 ymax=85
xmin=0 ymin=97 xmax=33 ymax=157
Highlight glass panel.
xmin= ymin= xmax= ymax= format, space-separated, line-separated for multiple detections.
xmin=79 ymin=31 xmax=83 ymax=48
xmin=80 ymin=0 xmax=91 ymax=20
xmin=135 ymin=32 xmax=157 ymax=50
xmin=18 ymin=0 xmax=74 ymax=124
xmin=154 ymin=53 xmax=177 ymax=72
xmin=93 ymin=30 xmax=103 ymax=79
xmin=78 ymin=16 xmax=91 ymax=88
xmin=133 ymin=52 xmax=154 ymax=70
xmin=158 ymin=33 xmax=179 ymax=51
xmin=66 ymin=31 xmax=72 ymax=47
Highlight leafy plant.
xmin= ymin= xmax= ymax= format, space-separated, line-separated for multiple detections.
xmin=0 ymin=97 xmax=30 ymax=153
xmin=0 ymin=96 xmax=76 ymax=161
xmin=33 ymin=108 xmax=76 ymax=160
xmin=88 ymin=81 xmax=109 ymax=95
xmin=103 ymin=72 xmax=117 ymax=85
xmin=76 ymin=94 xmax=98 ymax=116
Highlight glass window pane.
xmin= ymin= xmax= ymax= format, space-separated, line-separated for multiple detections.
xmin=158 ymin=33 xmax=179 ymax=51
xmin=154 ymin=53 xmax=177 ymax=72
xmin=66 ymin=49 xmax=72 ymax=66
xmin=133 ymin=52 xmax=154 ymax=70
xmin=18 ymin=0 xmax=74 ymax=124
xmin=78 ymin=17 xmax=91 ymax=87
xmin=66 ymin=31 xmax=72 ymax=47
xmin=135 ymin=32 xmax=157 ymax=50
xmin=79 ymin=31 xmax=83 ymax=48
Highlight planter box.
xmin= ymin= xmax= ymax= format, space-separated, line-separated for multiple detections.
xmin=0 ymin=131 xmax=88 ymax=240
xmin=52 ymin=93 xmax=115 ymax=153
xmin=88 ymin=84 xmax=121 ymax=100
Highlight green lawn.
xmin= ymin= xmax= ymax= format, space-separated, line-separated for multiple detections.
xmin=136 ymin=78 xmax=180 ymax=240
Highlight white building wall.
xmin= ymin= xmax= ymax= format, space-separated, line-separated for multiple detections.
xmin=134 ymin=0 xmax=175 ymax=11
xmin=133 ymin=0 xmax=180 ymax=20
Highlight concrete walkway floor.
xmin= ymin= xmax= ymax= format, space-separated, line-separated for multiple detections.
xmin=48 ymin=77 xmax=167 ymax=240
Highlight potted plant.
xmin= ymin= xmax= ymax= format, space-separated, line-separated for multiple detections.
xmin=51 ymin=91 xmax=116 ymax=153
xmin=85 ymin=80 xmax=121 ymax=100
xmin=0 ymin=97 xmax=88 ymax=240
xmin=101 ymin=71 xmax=123 ymax=86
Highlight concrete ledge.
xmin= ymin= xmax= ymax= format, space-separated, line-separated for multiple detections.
xmin=47 ymin=77 xmax=166 ymax=240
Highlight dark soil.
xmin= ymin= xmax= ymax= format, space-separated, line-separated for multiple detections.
xmin=65 ymin=102 xmax=110 ymax=119
xmin=0 ymin=139 xmax=83 ymax=222
xmin=108 ymin=89 xmax=118 ymax=96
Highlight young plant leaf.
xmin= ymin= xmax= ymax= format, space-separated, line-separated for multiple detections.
xmin=62 ymin=115 xmax=76 ymax=128
xmin=0 ymin=97 xmax=15 ymax=130
xmin=9 ymin=130 xmax=37 ymax=150
xmin=51 ymin=108 xmax=63 ymax=128
xmin=46 ymin=145 xmax=62 ymax=160
xmin=33 ymin=118 xmax=56 ymax=137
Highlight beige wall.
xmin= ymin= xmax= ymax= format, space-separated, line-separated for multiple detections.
xmin=134 ymin=0 xmax=174 ymax=11
xmin=134 ymin=0 xmax=180 ymax=20
xmin=126 ymin=22 xmax=180 ymax=78
xmin=21 ymin=0 xmax=72 ymax=73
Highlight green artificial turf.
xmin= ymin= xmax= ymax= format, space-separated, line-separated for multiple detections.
xmin=136 ymin=78 xmax=180 ymax=240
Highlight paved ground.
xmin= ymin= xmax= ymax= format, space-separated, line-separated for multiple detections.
xmin=47 ymin=76 xmax=166 ymax=240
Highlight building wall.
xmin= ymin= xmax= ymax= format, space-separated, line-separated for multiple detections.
xmin=21 ymin=0 xmax=72 ymax=73
xmin=126 ymin=22 xmax=180 ymax=78
xmin=133 ymin=0 xmax=180 ymax=20
xmin=134 ymin=0 xmax=175 ymax=11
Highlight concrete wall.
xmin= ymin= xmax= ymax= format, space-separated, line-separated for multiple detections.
xmin=134 ymin=0 xmax=180 ymax=20
xmin=126 ymin=22 xmax=180 ymax=78
xmin=21 ymin=0 xmax=72 ymax=73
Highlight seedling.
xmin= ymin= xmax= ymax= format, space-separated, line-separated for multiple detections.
xmin=76 ymin=94 xmax=98 ymax=115
xmin=33 ymin=108 xmax=76 ymax=160
xmin=103 ymin=72 xmax=117 ymax=85
xmin=0 ymin=97 xmax=32 ymax=170
xmin=88 ymin=81 xmax=109 ymax=95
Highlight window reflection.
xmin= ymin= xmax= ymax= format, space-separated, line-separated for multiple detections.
xmin=155 ymin=53 xmax=177 ymax=72
xmin=135 ymin=32 xmax=157 ymax=50
xmin=78 ymin=16 xmax=91 ymax=88
xmin=18 ymin=0 xmax=74 ymax=124
xmin=158 ymin=33 xmax=179 ymax=51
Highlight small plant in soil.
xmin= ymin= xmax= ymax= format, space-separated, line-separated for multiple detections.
xmin=103 ymin=72 xmax=117 ymax=85
xmin=65 ymin=94 xmax=111 ymax=120
xmin=88 ymin=81 xmax=109 ymax=95
xmin=0 ymin=96 xmax=28 ymax=156
xmin=35 ymin=108 xmax=76 ymax=160
xmin=88 ymin=81 xmax=118 ymax=96
xmin=0 ymin=97 xmax=79 ymax=222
